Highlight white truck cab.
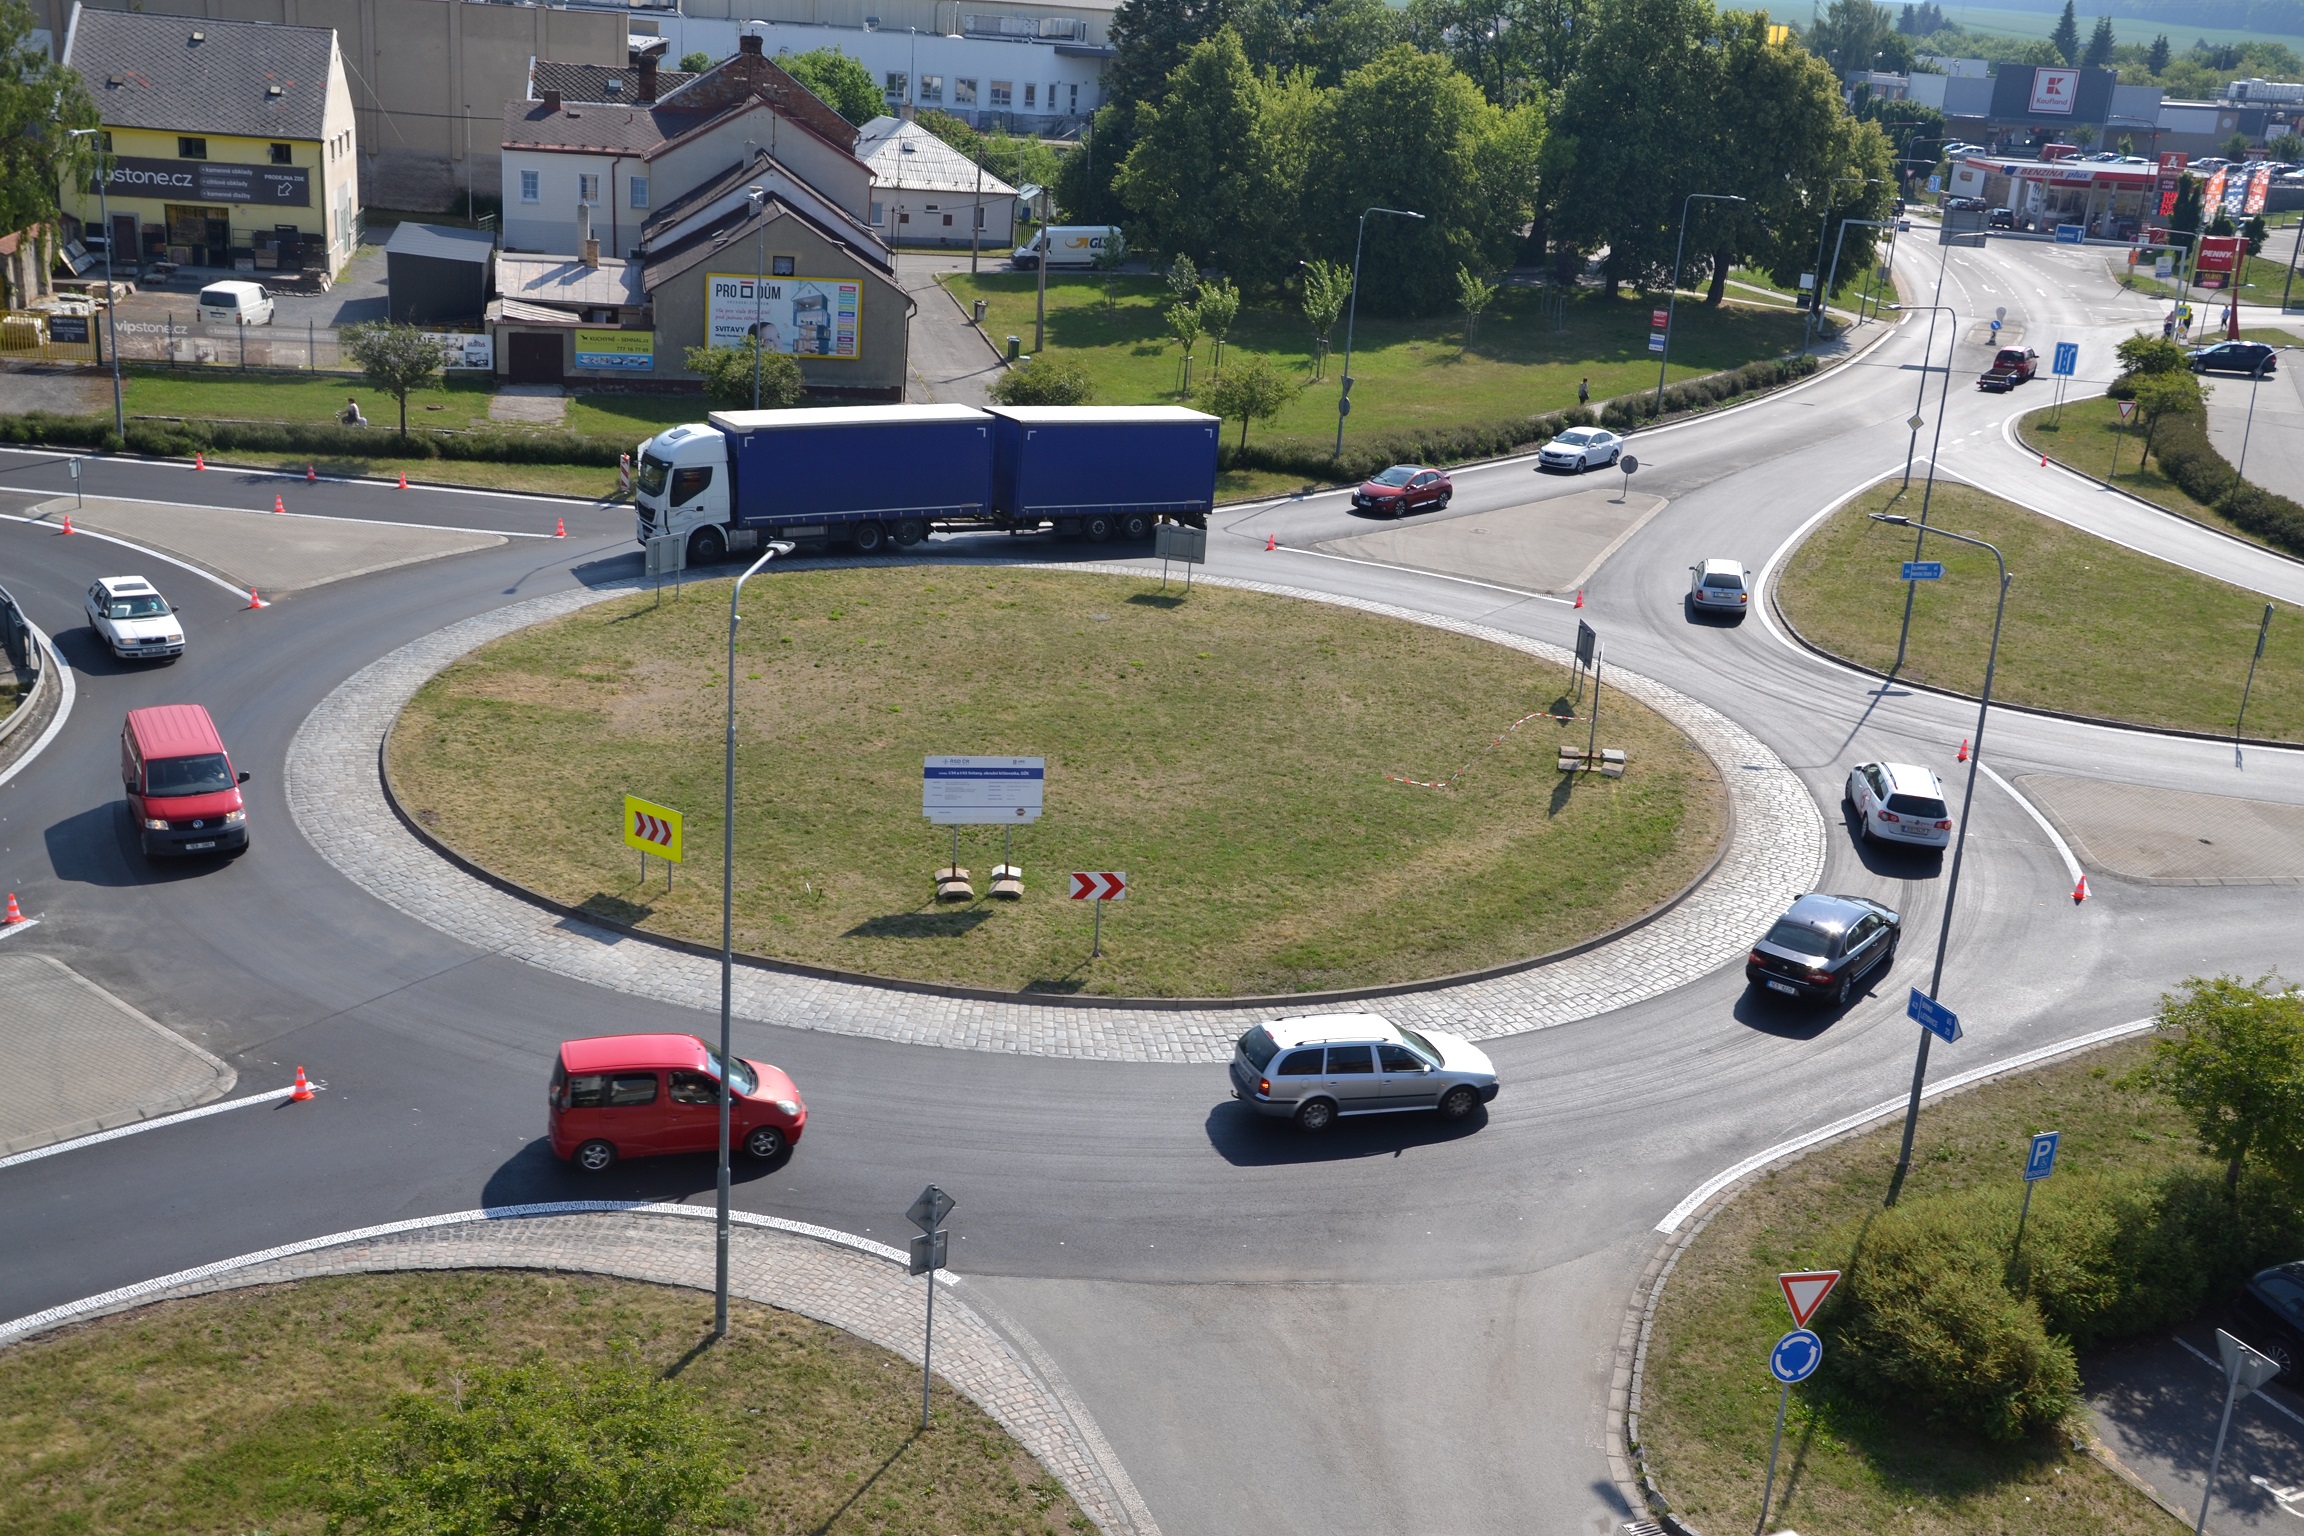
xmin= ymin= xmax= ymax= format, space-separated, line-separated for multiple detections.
xmin=634 ymin=423 xmax=735 ymax=563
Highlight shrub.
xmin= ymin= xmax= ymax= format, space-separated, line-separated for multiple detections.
xmin=2143 ymin=408 xmax=2304 ymax=560
xmin=683 ymin=342 xmax=804 ymax=411
xmin=0 ymin=410 xmax=630 ymax=468
xmin=989 ymin=356 xmax=1094 ymax=406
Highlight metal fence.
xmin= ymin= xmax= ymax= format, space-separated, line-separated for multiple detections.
xmin=0 ymin=311 xmax=492 ymax=375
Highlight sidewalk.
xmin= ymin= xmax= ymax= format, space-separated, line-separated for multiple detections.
xmin=896 ymin=250 xmax=1007 ymax=407
xmin=0 ymin=954 xmax=236 ymax=1156
xmin=2203 ymin=356 xmax=2304 ymax=503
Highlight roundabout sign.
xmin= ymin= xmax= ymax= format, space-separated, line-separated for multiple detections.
xmin=1769 ymin=1327 xmax=1823 ymax=1384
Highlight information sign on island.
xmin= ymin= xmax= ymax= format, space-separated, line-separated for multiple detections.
xmin=1902 ymin=561 xmax=1944 ymax=581
xmin=923 ymin=756 xmax=1045 ymax=824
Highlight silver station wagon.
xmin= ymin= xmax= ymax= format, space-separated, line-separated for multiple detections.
xmin=1230 ymin=1012 xmax=1500 ymax=1132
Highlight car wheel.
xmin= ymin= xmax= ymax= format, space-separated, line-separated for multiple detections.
xmin=1834 ymin=972 xmax=1854 ymax=1007
xmin=893 ymin=518 xmax=926 ymax=547
xmin=852 ymin=520 xmax=888 ymax=554
xmin=1438 ymin=1085 xmax=1480 ymax=1121
xmin=687 ymin=524 xmax=726 ymax=566
xmin=1084 ymin=514 xmax=1114 ymax=543
xmin=573 ymin=1139 xmax=617 ymax=1173
xmin=1436 ymin=491 xmax=1452 ymax=509
xmin=2265 ymin=1342 xmax=2296 ymax=1381
xmin=1294 ymin=1097 xmax=1337 ymax=1132
xmin=744 ymin=1125 xmax=786 ymax=1161
xmin=1121 ymin=513 xmax=1152 ymax=541
xmin=1609 ymin=448 xmax=1622 ymax=468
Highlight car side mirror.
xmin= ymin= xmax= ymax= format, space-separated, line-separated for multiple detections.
xmin=237 ymin=771 xmax=251 ymax=784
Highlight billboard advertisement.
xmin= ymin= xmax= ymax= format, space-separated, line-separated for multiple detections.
xmin=575 ymin=330 xmax=654 ymax=371
xmin=424 ymin=332 xmax=493 ymax=370
xmin=2028 ymin=67 xmax=2080 ymax=114
xmin=706 ymin=273 xmax=861 ymax=359
xmin=105 ymin=154 xmax=311 ymax=207
xmin=2242 ymin=165 xmax=2271 ymax=216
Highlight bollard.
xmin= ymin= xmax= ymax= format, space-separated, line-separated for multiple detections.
xmin=1006 ymin=334 xmax=1021 ymax=362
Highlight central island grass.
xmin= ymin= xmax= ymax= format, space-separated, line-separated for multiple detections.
xmin=0 ymin=1270 xmax=1084 ymax=1536
xmin=388 ymin=567 xmax=1724 ymax=996
xmin=1776 ymin=480 xmax=2304 ymax=742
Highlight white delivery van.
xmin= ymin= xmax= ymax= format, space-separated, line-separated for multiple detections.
xmin=1012 ymin=225 xmax=1124 ymax=270
xmin=197 ymin=280 xmax=275 ymax=326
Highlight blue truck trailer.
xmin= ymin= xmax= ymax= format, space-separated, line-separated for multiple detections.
xmin=633 ymin=403 xmax=1219 ymax=561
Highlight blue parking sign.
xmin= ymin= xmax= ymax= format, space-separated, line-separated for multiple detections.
xmin=2026 ymin=1130 xmax=2060 ymax=1182
xmin=2052 ymin=342 xmax=2078 ymax=377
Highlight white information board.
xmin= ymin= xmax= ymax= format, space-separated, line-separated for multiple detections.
xmin=923 ymin=756 xmax=1044 ymax=824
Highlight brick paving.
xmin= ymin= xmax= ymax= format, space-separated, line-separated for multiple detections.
xmin=0 ymin=953 xmax=237 ymax=1156
xmin=0 ymin=1205 xmax=1156 ymax=1535
xmin=286 ymin=564 xmax=1824 ymax=1063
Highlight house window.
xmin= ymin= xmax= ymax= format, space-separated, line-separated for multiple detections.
xmin=943 ymin=213 xmax=954 ymax=226
xmin=884 ymin=71 xmax=906 ymax=99
xmin=772 ymin=255 xmax=796 ymax=276
xmin=269 ymin=142 xmax=292 ymax=164
xmin=919 ymin=74 xmax=942 ymax=103
xmin=629 ymin=175 xmax=648 ymax=208
xmin=1070 ymin=83 xmax=1078 ymax=111
xmin=520 ymin=170 xmax=540 ymax=203
xmin=954 ymin=78 xmax=976 ymax=105
xmin=1024 ymin=83 xmax=1035 ymax=109
xmin=870 ymin=200 xmax=883 ymax=225
xmin=990 ymin=81 xmax=1011 ymax=108
xmin=899 ymin=210 xmax=910 ymax=223
xmin=178 ymin=137 xmax=207 ymax=159
xmin=578 ymin=173 xmax=601 ymax=204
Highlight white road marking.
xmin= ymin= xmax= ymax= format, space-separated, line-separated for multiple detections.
xmin=2175 ymin=1335 xmax=2304 ymax=1431
xmin=1975 ymin=760 xmax=2085 ymax=887
xmin=0 ymin=1083 xmax=311 ymax=1170
xmin=0 ymin=614 xmax=73 ymax=789
xmin=0 ymin=918 xmax=38 ymax=939
xmin=0 ymin=510 xmax=251 ymax=602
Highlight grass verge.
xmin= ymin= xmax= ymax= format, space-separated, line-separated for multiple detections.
xmin=1777 ymin=479 xmax=2304 ymax=741
xmin=2016 ymin=394 xmax=2234 ymax=530
xmin=0 ymin=1269 xmax=1084 ymax=1536
xmin=1640 ymin=1038 xmax=2193 ymax=1536
xmin=388 ymin=566 xmax=1724 ymax=997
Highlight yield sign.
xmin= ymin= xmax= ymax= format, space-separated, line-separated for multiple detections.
xmin=1779 ymin=1270 xmax=1841 ymax=1328
xmin=2117 ymin=399 xmax=2137 ymax=421
xmin=1069 ymin=871 xmax=1127 ymax=901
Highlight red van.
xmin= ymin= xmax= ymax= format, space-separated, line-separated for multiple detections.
xmin=122 ymin=704 xmax=249 ymax=858
xmin=548 ymin=1033 xmax=807 ymax=1173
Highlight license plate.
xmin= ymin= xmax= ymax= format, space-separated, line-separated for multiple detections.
xmin=184 ymin=840 xmax=216 ymax=851
xmin=1766 ymin=979 xmax=1798 ymax=995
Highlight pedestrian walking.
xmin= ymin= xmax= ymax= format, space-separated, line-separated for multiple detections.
xmin=1578 ymin=377 xmax=1590 ymax=407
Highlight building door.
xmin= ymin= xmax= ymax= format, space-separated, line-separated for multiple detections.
xmin=109 ymin=213 xmax=138 ymax=268
xmin=508 ymin=331 xmax=563 ymax=384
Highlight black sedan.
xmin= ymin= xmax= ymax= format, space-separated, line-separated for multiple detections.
xmin=1745 ymin=892 xmax=1901 ymax=1007
xmin=2190 ymin=341 xmax=2279 ymax=377
xmin=2228 ymin=1261 xmax=2304 ymax=1380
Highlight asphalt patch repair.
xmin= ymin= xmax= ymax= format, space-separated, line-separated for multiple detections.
xmin=2019 ymin=773 xmax=2304 ymax=885
xmin=27 ymin=494 xmax=502 ymax=595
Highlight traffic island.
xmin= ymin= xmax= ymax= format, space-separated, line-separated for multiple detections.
xmin=385 ymin=565 xmax=1724 ymax=998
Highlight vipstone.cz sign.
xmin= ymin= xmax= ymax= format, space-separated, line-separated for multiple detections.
xmin=105 ymin=155 xmax=311 ymax=208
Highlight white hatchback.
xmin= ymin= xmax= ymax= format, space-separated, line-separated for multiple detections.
xmin=86 ymin=575 xmax=185 ymax=661
xmin=1689 ymin=558 xmax=1750 ymax=614
xmin=1846 ymin=760 xmax=1952 ymax=848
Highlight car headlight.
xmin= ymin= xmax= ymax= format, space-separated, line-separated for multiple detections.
xmin=143 ymin=817 xmax=169 ymax=830
xmin=772 ymin=1099 xmax=800 ymax=1116
xmin=222 ymin=809 xmax=246 ymax=825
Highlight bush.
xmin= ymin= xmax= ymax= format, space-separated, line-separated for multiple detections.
xmin=0 ymin=410 xmax=629 ymax=467
xmin=990 ymin=356 xmax=1094 ymax=406
xmin=2144 ymin=407 xmax=2304 ymax=560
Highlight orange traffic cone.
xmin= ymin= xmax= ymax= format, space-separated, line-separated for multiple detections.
xmin=306 ymin=461 xmax=317 ymax=482
xmin=289 ymin=1066 xmax=315 ymax=1102
xmin=273 ymin=493 xmax=285 ymax=514
xmin=1573 ymin=589 xmax=1585 ymax=609
xmin=554 ymin=516 xmax=566 ymax=538
xmin=2039 ymin=452 xmax=2049 ymax=467
xmin=2072 ymin=874 xmax=2088 ymax=904
xmin=58 ymin=513 xmax=73 ymax=535
xmin=1264 ymin=532 xmax=1276 ymax=551
xmin=1956 ymin=736 xmax=1969 ymax=762
xmin=194 ymin=451 xmax=205 ymax=471
xmin=397 ymin=471 xmax=408 ymax=490
xmin=245 ymin=588 xmax=266 ymax=610
xmin=3 ymin=892 xmax=22 ymax=924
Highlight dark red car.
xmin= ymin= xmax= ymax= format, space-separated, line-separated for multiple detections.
xmin=549 ymin=1032 xmax=807 ymax=1172
xmin=1352 ymin=464 xmax=1452 ymax=517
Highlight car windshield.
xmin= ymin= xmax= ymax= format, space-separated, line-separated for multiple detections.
xmin=1371 ymin=466 xmax=1416 ymax=487
xmin=107 ymin=594 xmax=168 ymax=618
xmin=1396 ymin=1027 xmax=1443 ymax=1067
xmin=1702 ymin=573 xmax=1742 ymax=589
xmin=1554 ymin=430 xmax=1595 ymax=446
xmin=145 ymin=752 xmax=233 ymax=797
xmin=1887 ymin=793 xmax=1948 ymax=819
xmin=637 ymin=453 xmax=672 ymax=498
xmin=694 ymin=1037 xmax=760 ymax=1096
xmin=2259 ymin=1268 xmax=2304 ymax=1323
xmin=1763 ymin=919 xmax=1833 ymax=957
xmin=1238 ymin=1025 xmax=1280 ymax=1071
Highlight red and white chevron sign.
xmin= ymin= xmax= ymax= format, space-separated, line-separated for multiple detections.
xmin=1069 ymin=871 xmax=1127 ymax=901
xmin=632 ymin=812 xmax=674 ymax=849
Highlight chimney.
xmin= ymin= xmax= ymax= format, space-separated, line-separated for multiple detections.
xmin=738 ymin=32 xmax=763 ymax=55
xmin=582 ymin=236 xmax=600 ymax=268
xmin=542 ymin=88 xmax=562 ymax=113
xmin=637 ymin=55 xmax=658 ymax=103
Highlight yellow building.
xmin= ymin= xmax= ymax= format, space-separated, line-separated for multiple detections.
xmin=61 ymin=5 xmax=361 ymax=278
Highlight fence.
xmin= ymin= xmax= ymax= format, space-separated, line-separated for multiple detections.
xmin=0 ymin=311 xmax=492 ymax=375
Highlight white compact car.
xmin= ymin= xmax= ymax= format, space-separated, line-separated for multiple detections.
xmin=1690 ymin=558 xmax=1750 ymax=614
xmin=86 ymin=575 xmax=185 ymax=661
xmin=1230 ymin=1012 xmax=1499 ymax=1132
xmin=1538 ymin=427 xmax=1623 ymax=473
xmin=1846 ymin=760 xmax=1953 ymax=848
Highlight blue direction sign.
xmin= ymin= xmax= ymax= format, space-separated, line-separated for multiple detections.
xmin=1902 ymin=561 xmax=1945 ymax=581
xmin=2053 ymin=342 xmax=2079 ymax=377
xmin=2026 ymin=1130 xmax=2060 ymax=1182
xmin=1908 ymin=987 xmax=1962 ymax=1043
xmin=1770 ymin=1329 xmax=1824 ymax=1384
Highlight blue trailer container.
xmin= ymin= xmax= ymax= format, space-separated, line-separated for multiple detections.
xmin=985 ymin=406 xmax=1220 ymax=531
xmin=709 ymin=404 xmax=996 ymax=533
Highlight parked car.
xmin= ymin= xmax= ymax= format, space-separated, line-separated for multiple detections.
xmin=1229 ymin=1013 xmax=1498 ymax=1132
xmin=1352 ymin=463 xmax=1452 ymax=516
xmin=548 ymin=1032 xmax=807 ymax=1172
xmin=1846 ymin=760 xmax=1954 ymax=848
xmin=1745 ymin=893 xmax=1902 ymax=1006
xmin=2228 ymin=1260 xmax=2304 ymax=1380
xmin=1945 ymin=195 xmax=1989 ymax=212
xmin=1689 ymin=558 xmax=1751 ymax=615
xmin=1537 ymin=426 xmax=1623 ymax=473
xmin=121 ymin=703 xmax=249 ymax=858
xmin=85 ymin=574 xmax=184 ymax=661
xmin=1978 ymin=346 xmax=2039 ymax=391
xmin=2190 ymin=341 xmax=2279 ymax=376
xmin=1987 ymin=207 xmax=2018 ymax=229
xmin=196 ymin=279 xmax=274 ymax=326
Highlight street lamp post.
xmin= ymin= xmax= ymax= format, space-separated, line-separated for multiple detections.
xmin=1904 ymin=230 xmax=1956 ymax=488
xmin=1333 ymin=206 xmax=1424 ymax=458
xmin=1872 ymin=514 xmax=2011 ymax=1207
xmin=747 ymin=186 xmax=767 ymax=409
xmin=1887 ymin=301 xmax=1962 ymax=675
xmin=1805 ymin=176 xmax=1877 ymax=350
xmin=2236 ymin=345 xmax=2297 ymax=481
xmin=65 ymin=129 xmax=124 ymax=439
xmin=1654 ymin=192 xmax=1744 ymax=412
xmin=1821 ymin=218 xmax=1896 ymax=338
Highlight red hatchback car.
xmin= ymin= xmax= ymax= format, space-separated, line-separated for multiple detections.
xmin=548 ymin=1033 xmax=807 ymax=1173
xmin=1352 ymin=464 xmax=1452 ymax=517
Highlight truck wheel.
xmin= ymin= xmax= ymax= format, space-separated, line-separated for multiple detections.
xmin=687 ymin=525 xmax=725 ymax=566
xmin=1121 ymin=513 xmax=1152 ymax=541
xmin=894 ymin=519 xmax=926 ymax=547
xmin=852 ymin=521 xmax=888 ymax=554
xmin=1084 ymin=514 xmax=1114 ymax=543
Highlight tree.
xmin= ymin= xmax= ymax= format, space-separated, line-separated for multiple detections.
xmin=981 ymin=127 xmax=1062 ymax=194
xmin=2274 ymin=131 xmax=2304 ymax=162
xmin=2146 ymin=33 xmax=2171 ymax=74
xmin=1455 ymin=264 xmax=1497 ymax=349
xmin=915 ymin=109 xmax=984 ymax=160
xmin=1202 ymin=353 xmax=1301 ymax=446
xmin=2128 ymin=976 xmax=2304 ymax=1196
xmin=2169 ymin=172 xmax=2204 ymax=237
xmin=1113 ymin=31 xmax=1299 ymax=283
xmin=2222 ymin=132 xmax=2253 ymax=162
xmin=1196 ymin=277 xmax=1241 ymax=371
xmin=0 ymin=0 xmax=99 ymax=240
xmin=1166 ymin=251 xmax=1201 ymax=303
xmin=2114 ymin=332 xmax=2188 ymax=378
xmin=1166 ymin=299 xmax=1204 ymax=394
xmin=2049 ymin=0 xmax=2080 ymax=65
xmin=324 ymin=1360 xmax=741 ymax=1536
xmin=1404 ymin=0 xmax=1594 ymax=106
xmin=991 ymin=356 xmax=1095 ymax=404
xmin=1090 ymin=228 xmax=1130 ymax=311
xmin=1300 ymin=257 xmax=1350 ymax=377
xmin=1236 ymin=0 xmax=1404 ymax=86
xmin=2081 ymin=15 xmax=2115 ymax=70
xmin=781 ymin=49 xmax=883 ymax=126
xmin=679 ymin=50 xmax=711 ymax=73
xmin=1803 ymin=0 xmax=1910 ymax=76
xmin=2209 ymin=206 xmax=2237 ymax=238
xmin=2243 ymin=214 xmax=2268 ymax=259
xmin=2131 ymin=367 xmax=2203 ymax=454
xmin=2071 ymin=122 xmax=2097 ymax=150
xmin=340 ymin=323 xmax=450 ymax=437
xmin=682 ymin=341 xmax=805 ymax=410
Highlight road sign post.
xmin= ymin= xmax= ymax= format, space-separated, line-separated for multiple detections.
xmin=1756 ymin=1326 xmax=1825 ymax=1534
xmin=2198 ymin=1329 xmax=2283 ymax=1534
xmin=1908 ymin=987 xmax=1961 ymax=1043
xmin=2236 ymin=603 xmax=2275 ymax=768
xmin=1616 ymin=452 xmax=1639 ymax=504
xmin=907 ymin=1185 xmax=956 ymax=1431
xmin=623 ymin=794 xmax=683 ymax=889
xmin=1070 ymin=871 xmax=1126 ymax=956
xmin=2015 ymin=1129 xmax=2059 ymax=1265
xmin=644 ymin=531 xmax=686 ymax=604
xmin=1154 ymin=521 xmax=1206 ymax=590
xmin=2111 ymin=397 xmax=2137 ymax=476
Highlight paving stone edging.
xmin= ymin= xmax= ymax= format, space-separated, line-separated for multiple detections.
xmin=0 ymin=1204 xmax=1159 ymax=1536
xmin=285 ymin=561 xmax=1826 ymax=1062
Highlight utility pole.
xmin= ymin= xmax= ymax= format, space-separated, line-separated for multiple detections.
xmin=1334 ymin=206 xmax=1424 ymax=458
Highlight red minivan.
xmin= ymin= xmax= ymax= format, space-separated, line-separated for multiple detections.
xmin=122 ymin=704 xmax=250 ymax=858
xmin=548 ymin=1033 xmax=807 ymax=1173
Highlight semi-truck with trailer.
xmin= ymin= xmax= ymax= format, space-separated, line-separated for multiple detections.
xmin=633 ymin=403 xmax=1218 ymax=562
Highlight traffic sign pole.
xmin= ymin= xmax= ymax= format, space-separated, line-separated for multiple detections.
xmin=1756 ymin=1380 xmax=1793 ymax=1535
xmin=1756 ymin=1328 xmax=1824 ymax=1534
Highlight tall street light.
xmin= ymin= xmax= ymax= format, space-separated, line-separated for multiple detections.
xmin=2236 ymin=345 xmax=2297 ymax=482
xmin=1873 ymin=514 xmax=2010 ymax=1208
xmin=1334 ymin=205 xmax=1424 ymax=459
xmin=1804 ymin=175 xmax=1877 ymax=350
xmin=747 ymin=186 xmax=768 ymax=409
xmin=1887 ymin=300 xmax=1961 ymax=676
xmin=1654 ymin=192 xmax=1744 ymax=413
xmin=65 ymin=129 xmax=124 ymax=440
xmin=1903 ymin=235 xmax=1957 ymax=489
xmin=1821 ymin=217 xmax=1898 ymax=337
xmin=714 ymin=539 xmax=793 ymax=1336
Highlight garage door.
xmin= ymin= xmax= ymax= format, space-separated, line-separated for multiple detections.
xmin=507 ymin=331 xmax=563 ymax=384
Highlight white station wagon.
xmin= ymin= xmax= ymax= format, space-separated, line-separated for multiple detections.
xmin=85 ymin=575 xmax=185 ymax=661
xmin=1230 ymin=1012 xmax=1499 ymax=1131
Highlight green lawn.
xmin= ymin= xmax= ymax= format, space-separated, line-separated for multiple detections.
xmin=2017 ymin=394 xmax=2277 ymax=550
xmin=942 ymin=273 xmax=1810 ymax=457
xmin=388 ymin=566 xmax=1725 ymax=997
xmin=1640 ymin=1038 xmax=2188 ymax=1536
xmin=122 ymin=368 xmax=499 ymax=431
xmin=1777 ymin=480 xmax=2304 ymax=741
xmin=0 ymin=1270 xmax=1086 ymax=1536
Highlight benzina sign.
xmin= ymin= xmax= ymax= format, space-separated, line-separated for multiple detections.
xmin=104 ymin=154 xmax=311 ymax=207
xmin=2029 ymin=66 xmax=2080 ymax=114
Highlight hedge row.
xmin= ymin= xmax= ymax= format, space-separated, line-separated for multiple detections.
xmin=1598 ymin=354 xmax=1821 ymax=431
xmin=2148 ymin=406 xmax=2304 ymax=559
xmin=0 ymin=411 xmax=629 ymax=467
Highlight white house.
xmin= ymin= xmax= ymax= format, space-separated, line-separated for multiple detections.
xmin=853 ymin=115 xmax=1015 ymax=248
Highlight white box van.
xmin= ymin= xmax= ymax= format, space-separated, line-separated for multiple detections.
xmin=197 ymin=280 xmax=275 ymax=326
xmin=1012 ymin=225 xmax=1123 ymax=270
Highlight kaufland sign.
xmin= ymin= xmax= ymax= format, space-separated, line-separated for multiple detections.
xmin=2030 ymin=66 xmax=2080 ymax=115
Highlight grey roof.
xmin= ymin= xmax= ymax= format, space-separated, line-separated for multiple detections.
xmin=532 ymin=59 xmax=697 ymax=106
xmin=502 ymin=97 xmax=702 ymax=155
xmin=384 ymin=223 xmax=497 ymax=264
xmin=496 ymin=252 xmax=646 ymax=309
xmin=65 ymin=6 xmax=337 ymax=142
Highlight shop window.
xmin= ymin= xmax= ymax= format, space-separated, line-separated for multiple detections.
xmin=920 ymin=74 xmax=942 ymax=103
xmin=520 ymin=170 xmax=539 ymax=203
xmin=954 ymin=78 xmax=976 ymax=105
xmin=269 ymin=142 xmax=292 ymax=164
xmin=178 ymin=137 xmax=207 ymax=159
xmin=990 ymin=81 xmax=1011 ymax=108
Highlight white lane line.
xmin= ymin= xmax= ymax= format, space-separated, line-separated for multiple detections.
xmin=0 ymin=616 xmax=74 ymax=789
xmin=1655 ymin=1015 xmax=2156 ymax=1232
xmin=0 ymin=919 xmax=38 ymax=939
xmin=1976 ymin=759 xmax=2085 ymax=887
xmin=0 ymin=445 xmax=605 ymax=509
xmin=0 ymin=1084 xmax=307 ymax=1170
xmin=0 ymin=1199 xmax=953 ymax=1345
xmin=2174 ymin=1335 xmax=2304 ymax=1431
xmin=0 ymin=511 xmax=252 ymax=602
